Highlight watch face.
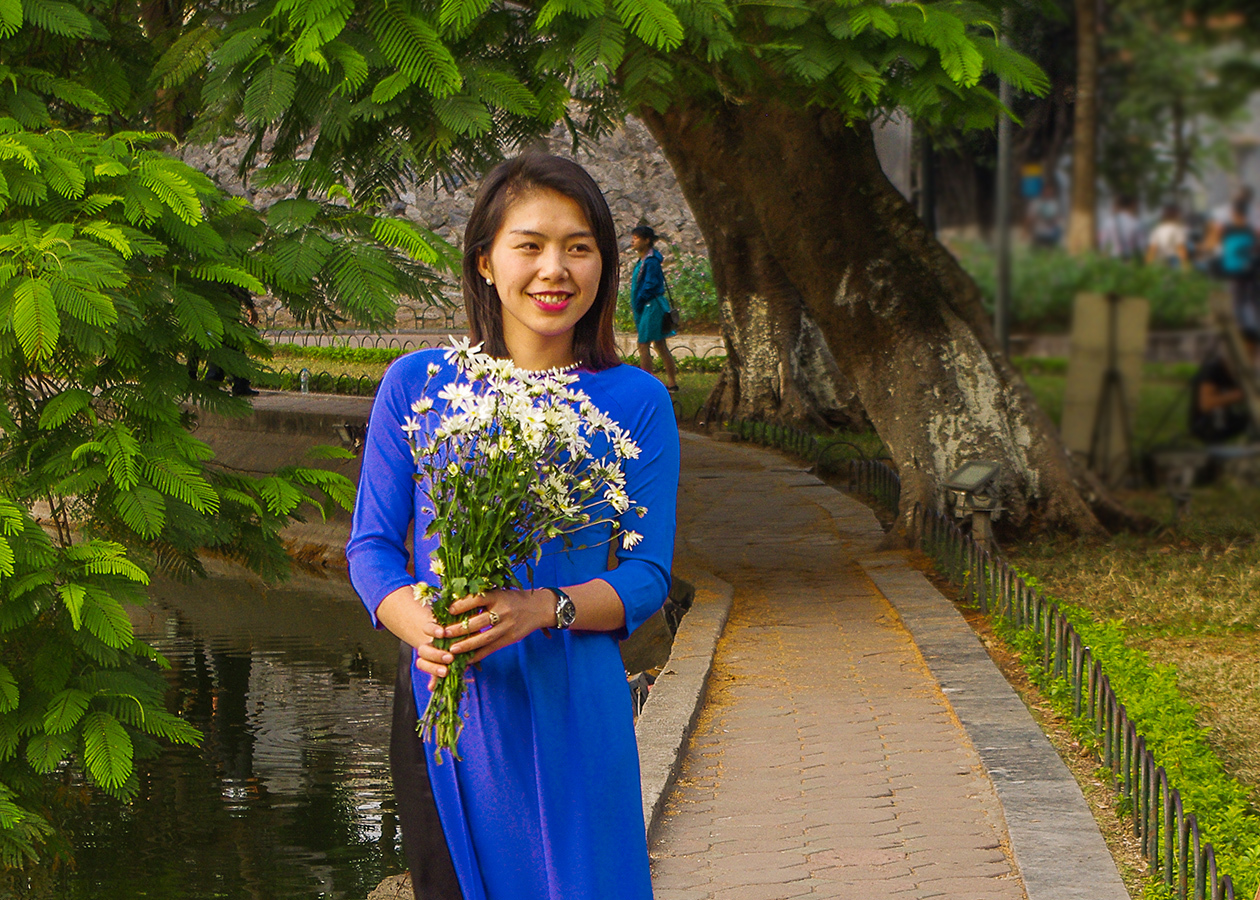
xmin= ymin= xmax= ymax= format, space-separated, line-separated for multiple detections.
xmin=556 ymin=591 xmax=577 ymax=629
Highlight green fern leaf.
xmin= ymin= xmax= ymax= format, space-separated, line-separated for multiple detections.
xmin=468 ymin=68 xmax=541 ymax=117
xmin=0 ymin=665 xmax=17 ymax=713
xmin=326 ymin=42 xmax=369 ymax=95
xmin=41 ymin=154 xmax=85 ymax=198
xmin=849 ymin=4 xmax=896 ymax=36
xmin=152 ymin=24 xmax=219 ymax=90
xmin=101 ymin=424 xmax=140 ymax=491
xmin=58 ymin=583 xmax=86 ymax=628
xmin=82 ymin=590 xmax=135 ymax=649
xmin=371 ymin=70 xmax=418 ymax=104
xmin=270 ymin=233 xmax=334 ymax=282
xmin=172 ymin=287 xmax=223 ymax=348
xmin=256 ymin=475 xmax=304 ymax=516
xmin=80 ymin=711 xmax=132 ymax=791
xmin=38 ymin=388 xmax=91 ymax=430
xmin=573 ymin=15 xmax=626 ymax=75
xmin=114 ymin=486 xmax=166 ymax=538
xmin=210 ymin=27 xmax=269 ymax=69
xmin=44 ymin=77 xmax=109 ymax=114
xmin=370 ymin=217 xmax=440 ymax=263
xmin=78 ymin=222 xmax=131 ymax=257
xmin=188 ymin=263 xmax=265 ymax=293
xmin=24 ymin=733 xmax=74 ymax=774
xmin=535 ymin=0 xmax=603 ymax=29
xmin=291 ymin=0 xmax=354 ymax=63
xmin=973 ymin=35 xmax=1049 ymax=96
xmin=19 ymin=0 xmax=91 ymax=37
xmin=0 ymin=536 xmax=13 ymax=579
xmin=0 ymin=0 xmax=21 ymax=38
xmin=11 ymin=275 xmax=59 ymax=361
xmin=219 ymin=487 xmax=263 ymax=516
xmin=142 ymin=457 xmax=218 ymax=513
xmin=0 ymin=720 xmax=20 ymax=762
xmin=243 ymin=57 xmax=297 ymax=126
xmin=265 ymin=198 xmax=321 ymax=232
xmin=137 ymin=159 xmax=202 ymax=225
xmin=613 ymin=0 xmax=683 ymax=51
xmin=51 ymin=280 xmax=118 ymax=329
xmin=438 ymin=0 xmax=491 ymax=35
xmin=433 ymin=91 xmax=492 ymax=135
xmin=367 ymin=8 xmax=462 ymax=98
xmin=43 ymin=689 xmax=91 ymax=735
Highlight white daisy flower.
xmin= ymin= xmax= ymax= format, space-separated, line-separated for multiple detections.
xmin=621 ymin=530 xmax=643 ymax=550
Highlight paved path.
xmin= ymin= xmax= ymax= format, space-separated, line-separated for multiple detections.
xmin=653 ymin=433 xmax=1027 ymax=900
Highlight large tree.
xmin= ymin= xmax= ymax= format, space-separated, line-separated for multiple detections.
xmin=194 ymin=0 xmax=1125 ymax=532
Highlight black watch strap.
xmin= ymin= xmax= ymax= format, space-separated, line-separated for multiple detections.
xmin=549 ymin=587 xmax=577 ymax=630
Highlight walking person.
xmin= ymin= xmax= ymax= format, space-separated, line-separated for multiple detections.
xmin=346 ymin=155 xmax=680 ymax=900
xmin=1146 ymin=204 xmax=1191 ymax=270
xmin=1202 ymin=191 xmax=1259 ymax=336
xmin=629 ymin=225 xmax=679 ymax=392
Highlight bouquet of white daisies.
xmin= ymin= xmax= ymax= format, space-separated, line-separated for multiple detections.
xmin=405 ymin=339 xmax=645 ymax=760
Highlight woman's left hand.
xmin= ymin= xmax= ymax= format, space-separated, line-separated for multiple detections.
xmin=438 ymin=588 xmax=555 ymax=664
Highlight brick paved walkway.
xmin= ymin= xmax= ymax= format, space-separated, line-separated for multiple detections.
xmin=653 ymin=433 xmax=1027 ymax=900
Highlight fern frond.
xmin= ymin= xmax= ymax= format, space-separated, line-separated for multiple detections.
xmin=151 ymin=24 xmax=218 ymax=90
xmin=19 ymin=0 xmax=91 ymax=37
xmin=243 ymin=57 xmax=298 ymax=126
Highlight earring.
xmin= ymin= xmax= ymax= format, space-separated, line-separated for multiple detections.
xmin=485 ymin=277 xmax=493 ymax=285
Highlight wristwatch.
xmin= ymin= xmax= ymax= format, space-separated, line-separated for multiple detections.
xmin=548 ymin=588 xmax=577 ymax=630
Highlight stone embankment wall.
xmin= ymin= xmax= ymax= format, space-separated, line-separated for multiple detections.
xmin=179 ymin=120 xmax=707 ymax=330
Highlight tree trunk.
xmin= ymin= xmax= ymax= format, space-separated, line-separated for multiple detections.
xmin=652 ymin=134 xmax=866 ymax=431
xmin=1066 ymin=0 xmax=1098 ymax=255
xmin=639 ymin=99 xmax=1112 ymax=535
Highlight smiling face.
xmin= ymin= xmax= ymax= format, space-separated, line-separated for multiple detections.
xmin=476 ymin=189 xmax=602 ymax=369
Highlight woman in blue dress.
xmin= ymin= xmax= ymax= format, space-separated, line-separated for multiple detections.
xmin=346 ymin=155 xmax=679 ymax=900
xmin=629 ymin=226 xmax=679 ymax=392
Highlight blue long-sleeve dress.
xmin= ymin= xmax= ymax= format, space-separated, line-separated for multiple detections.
xmin=631 ymin=249 xmax=675 ymax=344
xmin=346 ymin=348 xmax=679 ymax=900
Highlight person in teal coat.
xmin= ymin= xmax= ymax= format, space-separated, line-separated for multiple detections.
xmin=630 ymin=225 xmax=679 ymax=391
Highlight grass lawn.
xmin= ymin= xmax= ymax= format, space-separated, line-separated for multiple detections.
xmin=1012 ymin=359 xmax=1260 ymax=804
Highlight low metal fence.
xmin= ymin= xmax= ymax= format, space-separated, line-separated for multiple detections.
xmin=912 ymin=502 xmax=1238 ymax=900
xmin=721 ymin=418 xmax=900 ymax=512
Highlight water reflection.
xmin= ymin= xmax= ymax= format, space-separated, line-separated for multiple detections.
xmin=59 ymin=569 xmax=403 ymax=900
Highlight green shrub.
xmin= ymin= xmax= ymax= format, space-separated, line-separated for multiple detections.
xmin=952 ymin=241 xmax=1215 ymax=332
xmin=996 ymin=580 xmax=1260 ymax=898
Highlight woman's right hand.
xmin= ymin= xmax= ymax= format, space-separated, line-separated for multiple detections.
xmin=374 ymin=584 xmax=457 ymax=691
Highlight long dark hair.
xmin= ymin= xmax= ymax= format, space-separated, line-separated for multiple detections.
xmin=463 ymin=154 xmax=621 ymax=370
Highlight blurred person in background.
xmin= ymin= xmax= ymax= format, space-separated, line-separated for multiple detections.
xmin=1099 ymin=195 xmax=1145 ymax=260
xmin=1146 ymin=204 xmax=1190 ymax=269
xmin=1190 ymin=329 xmax=1258 ymax=445
xmin=1201 ymin=190 xmax=1259 ymax=336
xmin=1025 ymin=180 xmax=1063 ymax=249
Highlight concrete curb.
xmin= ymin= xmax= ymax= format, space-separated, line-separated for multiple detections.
xmin=635 ymin=567 xmax=734 ymax=839
xmin=858 ymin=552 xmax=1130 ymax=900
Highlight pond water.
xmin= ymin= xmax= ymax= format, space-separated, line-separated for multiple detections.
xmin=56 ymin=568 xmax=405 ymax=900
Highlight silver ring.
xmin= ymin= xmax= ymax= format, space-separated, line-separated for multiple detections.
xmin=487 ymin=610 xmax=501 ymax=627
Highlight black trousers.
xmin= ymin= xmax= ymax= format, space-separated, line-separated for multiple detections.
xmin=392 ymin=642 xmax=464 ymax=900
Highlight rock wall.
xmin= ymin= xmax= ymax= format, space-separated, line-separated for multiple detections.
xmin=179 ymin=119 xmax=707 ymax=330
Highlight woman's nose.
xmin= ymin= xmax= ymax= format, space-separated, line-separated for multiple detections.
xmin=538 ymin=246 xmax=568 ymax=279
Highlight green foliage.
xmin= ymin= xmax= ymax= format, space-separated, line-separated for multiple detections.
xmin=191 ymin=0 xmax=1046 ymax=204
xmin=0 ymin=0 xmax=467 ymax=857
xmin=996 ymin=585 xmax=1260 ymax=898
xmin=951 ymin=240 xmax=1214 ymax=332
